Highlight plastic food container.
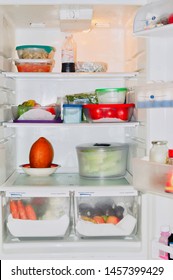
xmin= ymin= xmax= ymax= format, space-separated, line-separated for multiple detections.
xmin=14 ymin=59 xmax=55 ymax=72
xmin=76 ymin=143 xmax=129 ymax=178
xmin=74 ymin=190 xmax=138 ymax=238
xmin=11 ymin=105 xmax=61 ymax=123
xmin=76 ymin=61 xmax=107 ymax=72
xmin=63 ymin=104 xmax=82 ymax=123
xmin=95 ymin=88 xmax=127 ymax=104
xmin=83 ymin=103 xmax=135 ymax=122
xmin=16 ymin=45 xmax=56 ymax=59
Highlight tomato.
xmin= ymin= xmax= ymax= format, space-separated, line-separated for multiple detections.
xmin=46 ymin=107 xmax=56 ymax=115
xmin=116 ymin=108 xmax=128 ymax=121
xmin=90 ymin=108 xmax=103 ymax=120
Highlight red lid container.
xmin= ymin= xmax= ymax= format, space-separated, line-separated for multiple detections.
xmin=83 ymin=103 xmax=135 ymax=122
xmin=168 ymin=149 xmax=173 ymax=158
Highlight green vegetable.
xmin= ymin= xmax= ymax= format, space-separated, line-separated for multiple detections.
xmin=65 ymin=92 xmax=98 ymax=104
xmin=17 ymin=105 xmax=29 ymax=117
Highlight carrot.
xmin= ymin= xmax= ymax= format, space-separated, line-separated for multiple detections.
xmin=17 ymin=200 xmax=27 ymax=220
xmin=10 ymin=200 xmax=19 ymax=219
xmin=25 ymin=204 xmax=37 ymax=220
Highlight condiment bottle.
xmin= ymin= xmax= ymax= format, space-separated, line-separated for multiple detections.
xmin=149 ymin=141 xmax=168 ymax=164
xmin=61 ymin=34 xmax=76 ymax=72
xmin=159 ymin=225 xmax=170 ymax=260
xmin=167 ymin=149 xmax=173 ymax=165
xmin=168 ymin=229 xmax=173 ymax=260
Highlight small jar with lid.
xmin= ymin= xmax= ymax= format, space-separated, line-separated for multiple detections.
xmin=149 ymin=141 xmax=168 ymax=164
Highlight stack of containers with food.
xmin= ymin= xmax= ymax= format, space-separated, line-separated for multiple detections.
xmin=14 ymin=45 xmax=56 ymax=72
xmin=83 ymin=87 xmax=135 ymax=122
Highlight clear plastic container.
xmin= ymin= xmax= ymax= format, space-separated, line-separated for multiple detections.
xmin=95 ymin=88 xmax=127 ymax=104
xmin=159 ymin=225 xmax=170 ymax=260
xmin=76 ymin=142 xmax=129 ymax=178
xmin=16 ymin=45 xmax=56 ymax=59
xmin=83 ymin=103 xmax=135 ymax=122
xmin=63 ymin=104 xmax=82 ymax=123
xmin=14 ymin=59 xmax=55 ymax=72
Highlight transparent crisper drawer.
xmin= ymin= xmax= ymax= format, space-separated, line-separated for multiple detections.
xmin=6 ymin=192 xmax=70 ymax=238
xmin=74 ymin=189 xmax=139 ymax=238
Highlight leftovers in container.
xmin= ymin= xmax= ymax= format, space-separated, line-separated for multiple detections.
xmin=16 ymin=45 xmax=56 ymax=59
xmin=76 ymin=61 xmax=107 ymax=72
xmin=12 ymin=102 xmax=61 ymax=122
xmin=76 ymin=142 xmax=128 ymax=178
xmin=63 ymin=104 xmax=82 ymax=123
xmin=14 ymin=59 xmax=55 ymax=72
xmin=83 ymin=103 xmax=135 ymax=122
xmin=95 ymin=88 xmax=127 ymax=104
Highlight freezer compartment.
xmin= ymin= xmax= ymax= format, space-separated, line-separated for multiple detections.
xmin=6 ymin=195 xmax=70 ymax=238
xmin=74 ymin=189 xmax=139 ymax=238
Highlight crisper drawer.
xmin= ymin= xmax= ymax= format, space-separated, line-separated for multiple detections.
xmin=74 ymin=188 xmax=139 ymax=238
xmin=5 ymin=191 xmax=71 ymax=238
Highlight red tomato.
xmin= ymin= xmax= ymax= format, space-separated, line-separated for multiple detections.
xmin=46 ymin=107 xmax=56 ymax=115
xmin=116 ymin=108 xmax=128 ymax=121
xmin=90 ymin=108 xmax=103 ymax=120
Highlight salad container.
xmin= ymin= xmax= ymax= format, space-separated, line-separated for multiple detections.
xmin=16 ymin=45 xmax=56 ymax=59
xmin=76 ymin=143 xmax=129 ymax=178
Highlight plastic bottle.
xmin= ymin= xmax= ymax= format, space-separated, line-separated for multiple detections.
xmin=168 ymin=229 xmax=173 ymax=260
xmin=61 ymin=34 xmax=76 ymax=72
xmin=159 ymin=225 xmax=170 ymax=260
xmin=167 ymin=149 xmax=173 ymax=165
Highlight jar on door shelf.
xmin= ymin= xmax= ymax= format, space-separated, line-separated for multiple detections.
xmin=149 ymin=141 xmax=168 ymax=164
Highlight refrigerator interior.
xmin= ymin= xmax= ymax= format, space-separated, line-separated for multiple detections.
xmin=0 ymin=0 xmax=173 ymax=260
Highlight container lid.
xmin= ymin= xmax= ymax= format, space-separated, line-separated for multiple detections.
xmin=83 ymin=103 xmax=135 ymax=109
xmin=151 ymin=140 xmax=168 ymax=145
xmin=63 ymin=104 xmax=82 ymax=108
xmin=160 ymin=225 xmax=170 ymax=232
xmin=76 ymin=142 xmax=128 ymax=151
xmin=16 ymin=45 xmax=56 ymax=53
xmin=95 ymin=88 xmax=127 ymax=93
xmin=14 ymin=59 xmax=54 ymax=64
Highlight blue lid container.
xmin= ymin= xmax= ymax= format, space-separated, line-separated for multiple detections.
xmin=63 ymin=104 xmax=82 ymax=123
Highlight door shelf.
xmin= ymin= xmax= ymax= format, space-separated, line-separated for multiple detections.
xmin=133 ymin=0 xmax=173 ymax=37
xmin=133 ymin=157 xmax=173 ymax=198
xmin=152 ymin=239 xmax=173 ymax=260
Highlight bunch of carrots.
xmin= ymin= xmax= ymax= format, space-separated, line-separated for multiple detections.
xmin=10 ymin=200 xmax=37 ymax=220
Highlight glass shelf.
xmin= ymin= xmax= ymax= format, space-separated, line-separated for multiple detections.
xmin=2 ymin=72 xmax=139 ymax=80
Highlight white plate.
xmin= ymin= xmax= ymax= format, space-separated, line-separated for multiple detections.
xmin=20 ymin=163 xmax=60 ymax=176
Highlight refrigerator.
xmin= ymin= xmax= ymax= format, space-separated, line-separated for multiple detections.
xmin=0 ymin=0 xmax=173 ymax=260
